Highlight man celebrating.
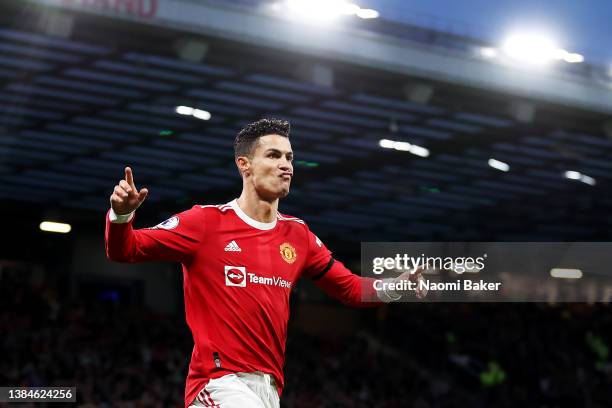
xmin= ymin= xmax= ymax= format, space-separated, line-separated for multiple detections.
xmin=105 ymin=118 xmax=423 ymax=408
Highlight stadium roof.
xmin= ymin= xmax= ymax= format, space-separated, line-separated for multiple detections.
xmin=1 ymin=1 xmax=611 ymax=243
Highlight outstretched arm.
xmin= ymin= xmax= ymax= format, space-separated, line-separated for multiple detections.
xmin=310 ymin=258 xmax=427 ymax=306
xmin=303 ymin=229 xmax=427 ymax=306
xmin=310 ymin=258 xmax=382 ymax=307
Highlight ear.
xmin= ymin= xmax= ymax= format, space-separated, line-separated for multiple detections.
xmin=236 ymin=156 xmax=251 ymax=176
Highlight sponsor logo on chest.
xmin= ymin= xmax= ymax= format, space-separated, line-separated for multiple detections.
xmin=224 ymin=266 xmax=292 ymax=289
xmin=224 ymin=266 xmax=247 ymax=287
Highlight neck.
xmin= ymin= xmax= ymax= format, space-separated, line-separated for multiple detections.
xmin=236 ymin=190 xmax=279 ymax=224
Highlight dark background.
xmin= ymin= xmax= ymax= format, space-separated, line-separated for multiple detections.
xmin=1 ymin=1 xmax=611 ymax=406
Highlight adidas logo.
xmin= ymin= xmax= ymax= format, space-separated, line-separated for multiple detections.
xmin=224 ymin=240 xmax=241 ymax=252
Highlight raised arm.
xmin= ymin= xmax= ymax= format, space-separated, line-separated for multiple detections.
xmin=105 ymin=167 xmax=204 ymax=263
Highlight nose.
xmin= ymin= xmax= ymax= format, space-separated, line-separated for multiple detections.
xmin=279 ymin=158 xmax=292 ymax=173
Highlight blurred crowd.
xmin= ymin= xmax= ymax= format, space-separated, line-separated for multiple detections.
xmin=1 ymin=267 xmax=611 ymax=407
xmin=284 ymin=303 xmax=612 ymax=408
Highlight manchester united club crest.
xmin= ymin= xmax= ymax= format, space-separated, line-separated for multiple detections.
xmin=280 ymin=243 xmax=297 ymax=264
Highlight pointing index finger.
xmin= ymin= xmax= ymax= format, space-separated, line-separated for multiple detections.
xmin=125 ymin=166 xmax=135 ymax=188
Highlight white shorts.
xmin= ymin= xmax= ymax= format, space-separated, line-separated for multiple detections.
xmin=189 ymin=372 xmax=280 ymax=408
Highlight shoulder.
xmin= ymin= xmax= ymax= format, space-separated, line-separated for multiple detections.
xmin=190 ymin=203 xmax=235 ymax=223
xmin=278 ymin=212 xmax=327 ymax=253
xmin=277 ymin=211 xmax=306 ymax=225
xmin=277 ymin=211 xmax=309 ymax=234
xmin=196 ymin=203 xmax=234 ymax=213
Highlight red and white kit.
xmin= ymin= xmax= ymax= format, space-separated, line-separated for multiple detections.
xmin=105 ymin=199 xmax=380 ymax=407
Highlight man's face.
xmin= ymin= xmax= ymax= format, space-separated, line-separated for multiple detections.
xmin=244 ymin=134 xmax=293 ymax=200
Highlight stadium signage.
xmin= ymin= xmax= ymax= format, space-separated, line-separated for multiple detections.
xmin=59 ymin=0 xmax=158 ymax=19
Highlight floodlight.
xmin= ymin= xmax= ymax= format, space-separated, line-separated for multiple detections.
xmin=176 ymin=106 xmax=194 ymax=115
xmin=40 ymin=221 xmax=71 ymax=233
xmin=409 ymin=144 xmax=430 ymax=157
xmin=284 ymin=0 xmax=378 ymax=22
xmin=550 ymin=268 xmax=582 ymax=279
xmin=502 ymin=33 xmax=558 ymax=65
xmin=488 ymin=158 xmax=510 ymax=172
xmin=379 ymin=139 xmax=395 ymax=149
xmin=192 ymin=109 xmax=211 ymax=121
xmin=356 ymin=8 xmax=379 ymax=19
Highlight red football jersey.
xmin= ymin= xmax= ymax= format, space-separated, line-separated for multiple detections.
xmin=105 ymin=199 xmax=380 ymax=407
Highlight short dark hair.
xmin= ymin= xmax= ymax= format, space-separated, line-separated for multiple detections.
xmin=234 ymin=118 xmax=290 ymax=158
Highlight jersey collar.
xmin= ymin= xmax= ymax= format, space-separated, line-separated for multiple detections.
xmin=229 ymin=199 xmax=277 ymax=230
